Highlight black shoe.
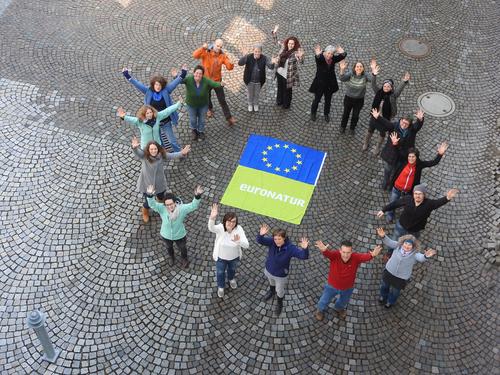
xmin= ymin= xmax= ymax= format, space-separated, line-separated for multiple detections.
xmin=340 ymin=127 xmax=346 ymax=134
xmin=275 ymin=296 xmax=283 ymax=316
xmin=263 ymin=286 xmax=276 ymax=301
xmin=378 ymin=296 xmax=386 ymax=305
xmin=384 ymin=303 xmax=392 ymax=309
xmin=168 ymin=257 xmax=175 ymax=266
xmin=349 ymin=128 xmax=355 ymax=135
xmin=324 ymin=114 xmax=330 ymax=123
xmin=191 ymin=130 xmax=198 ymax=141
xmin=198 ymin=132 xmax=206 ymax=140
xmin=310 ymin=113 xmax=317 ymax=122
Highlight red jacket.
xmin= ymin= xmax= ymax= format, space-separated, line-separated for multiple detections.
xmin=323 ymin=250 xmax=373 ymax=290
xmin=193 ymin=47 xmax=234 ymax=82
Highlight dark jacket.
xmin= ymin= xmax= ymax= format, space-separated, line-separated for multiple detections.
xmin=308 ymin=52 xmax=346 ymax=94
xmin=241 ymin=54 xmax=269 ymax=85
xmin=391 ymin=154 xmax=443 ymax=189
xmin=256 ymin=234 xmax=309 ymax=277
xmin=377 ymin=117 xmax=424 ymax=165
xmin=382 ymin=195 xmax=449 ymax=232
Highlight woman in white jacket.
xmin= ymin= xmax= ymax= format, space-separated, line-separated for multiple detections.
xmin=208 ymin=204 xmax=249 ymax=298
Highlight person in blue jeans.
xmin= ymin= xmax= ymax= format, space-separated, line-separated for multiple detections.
xmin=208 ymin=203 xmax=249 ymax=298
xmin=314 ymin=240 xmax=381 ymax=321
xmin=122 ymin=66 xmax=187 ymax=151
xmin=376 ymin=227 xmax=436 ymax=308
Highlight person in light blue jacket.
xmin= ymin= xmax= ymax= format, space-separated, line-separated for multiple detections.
xmin=122 ymin=66 xmax=187 ymax=151
xmin=376 ymin=227 xmax=436 ymax=308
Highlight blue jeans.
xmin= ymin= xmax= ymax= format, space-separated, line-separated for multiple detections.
xmin=160 ymin=121 xmax=180 ymax=152
xmin=186 ymin=104 xmax=208 ymax=133
xmin=216 ymin=257 xmax=240 ymax=288
xmin=379 ymin=279 xmax=401 ymax=305
xmin=317 ymin=284 xmax=354 ymax=312
xmin=386 ymin=188 xmax=409 ymax=222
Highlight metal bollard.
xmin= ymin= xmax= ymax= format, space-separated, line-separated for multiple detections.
xmin=26 ymin=310 xmax=60 ymax=363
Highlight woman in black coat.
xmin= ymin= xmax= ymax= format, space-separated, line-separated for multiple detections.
xmin=309 ymin=44 xmax=346 ymax=122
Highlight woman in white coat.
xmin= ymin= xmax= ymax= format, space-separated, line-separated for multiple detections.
xmin=208 ymin=204 xmax=249 ymax=298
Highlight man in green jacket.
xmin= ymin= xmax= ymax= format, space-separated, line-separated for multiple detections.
xmin=146 ymin=184 xmax=203 ymax=268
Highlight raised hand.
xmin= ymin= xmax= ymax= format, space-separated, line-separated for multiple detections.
xmin=390 ymin=131 xmax=400 ymax=146
xmin=339 ymin=60 xmax=347 ymax=71
xmin=371 ymin=64 xmax=380 ymax=75
xmin=203 ymin=42 xmax=208 ymax=49
xmin=194 ymin=185 xmax=204 ymax=196
xmin=315 ymin=240 xmax=328 ymax=252
xmin=271 ymin=56 xmax=278 ymax=65
xmin=446 ymin=188 xmax=459 ymax=201
xmin=181 ymin=63 xmax=188 ymax=71
xmin=232 ymin=234 xmax=240 ymax=242
xmin=209 ymin=203 xmax=218 ymax=219
xmin=314 ymin=44 xmax=322 ymax=55
xmin=336 ymin=45 xmax=344 ymax=54
xmin=272 ymin=25 xmax=279 ymax=35
xmin=415 ymin=108 xmax=424 ymax=121
xmin=295 ymin=48 xmax=304 ymax=59
xmin=299 ymin=237 xmax=309 ymax=249
xmin=371 ymin=245 xmax=383 ymax=257
xmin=146 ymin=185 xmax=155 ymax=196
xmin=437 ymin=141 xmax=449 ymax=155
xmin=170 ymin=67 xmax=178 ymax=77
xmin=131 ymin=136 xmax=140 ymax=149
xmin=122 ymin=67 xmax=129 ymax=73
xmin=376 ymin=210 xmax=385 ymax=218
xmin=180 ymin=145 xmax=191 ymax=156
xmin=425 ymin=248 xmax=437 ymax=258
xmin=259 ymin=223 xmax=269 ymax=236
xmin=370 ymin=58 xmax=378 ymax=72
xmin=117 ymin=107 xmax=126 ymax=118
xmin=371 ymin=108 xmax=381 ymax=119
xmin=403 ymin=72 xmax=411 ymax=82
xmin=376 ymin=227 xmax=386 ymax=238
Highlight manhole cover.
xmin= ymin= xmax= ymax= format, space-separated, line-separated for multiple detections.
xmin=398 ymin=38 xmax=431 ymax=58
xmin=417 ymin=92 xmax=456 ymax=117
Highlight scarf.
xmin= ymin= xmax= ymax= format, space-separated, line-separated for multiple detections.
xmin=278 ymin=48 xmax=295 ymax=67
xmin=145 ymin=118 xmax=155 ymax=127
xmin=372 ymin=89 xmax=392 ymax=119
xmin=168 ymin=205 xmax=181 ymax=221
xmin=397 ymin=123 xmax=409 ymax=138
xmin=152 ymin=91 xmax=162 ymax=101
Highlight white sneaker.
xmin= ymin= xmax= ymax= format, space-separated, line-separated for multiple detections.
xmin=253 ymin=105 xmax=259 ymax=112
xmin=248 ymin=105 xmax=253 ymax=112
xmin=217 ymin=288 xmax=224 ymax=298
xmin=229 ymin=279 xmax=237 ymax=289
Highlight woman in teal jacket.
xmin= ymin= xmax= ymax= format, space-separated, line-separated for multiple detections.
xmin=117 ymin=99 xmax=182 ymax=150
xmin=146 ymin=184 xmax=203 ymax=269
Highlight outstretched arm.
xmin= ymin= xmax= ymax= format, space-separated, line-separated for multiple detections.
xmin=157 ymin=100 xmax=182 ymax=122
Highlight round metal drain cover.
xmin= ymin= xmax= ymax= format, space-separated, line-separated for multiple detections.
xmin=417 ymin=92 xmax=456 ymax=117
xmin=398 ymin=38 xmax=431 ymax=58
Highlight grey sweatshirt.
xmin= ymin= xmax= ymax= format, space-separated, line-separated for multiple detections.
xmin=339 ymin=71 xmax=372 ymax=98
xmin=383 ymin=236 xmax=427 ymax=280
xmin=133 ymin=147 xmax=182 ymax=193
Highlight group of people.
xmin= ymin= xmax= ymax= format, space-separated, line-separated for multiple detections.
xmin=113 ymin=27 xmax=459 ymax=318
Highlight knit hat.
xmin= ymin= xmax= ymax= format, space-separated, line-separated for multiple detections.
xmin=413 ymin=183 xmax=428 ymax=195
xmin=403 ymin=239 xmax=414 ymax=246
xmin=383 ymin=79 xmax=394 ymax=88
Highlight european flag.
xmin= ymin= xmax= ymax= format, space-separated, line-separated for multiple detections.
xmin=239 ymin=135 xmax=326 ymax=185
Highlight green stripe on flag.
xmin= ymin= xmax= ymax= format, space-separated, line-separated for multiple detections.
xmin=221 ymin=166 xmax=314 ymax=225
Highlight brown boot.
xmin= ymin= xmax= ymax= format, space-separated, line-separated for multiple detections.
xmin=141 ymin=208 xmax=149 ymax=223
xmin=336 ymin=309 xmax=347 ymax=320
xmin=374 ymin=136 xmax=385 ymax=155
xmin=315 ymin=310 xmax=324 ymax=321
xmin=207 ymin=109 xmax=214 ymax=118
xmin=362 ymin=132 xmax=372 ymax=151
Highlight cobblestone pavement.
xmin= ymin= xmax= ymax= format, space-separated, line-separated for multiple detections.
xmin=0 ymin=0 xmax=498 ymax=374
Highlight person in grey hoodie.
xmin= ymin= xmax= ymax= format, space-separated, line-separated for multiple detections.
xmin=131 ymin=136 xmax=191 ymax=223
xmin=376 ymin=227 xmax=436 ymax=308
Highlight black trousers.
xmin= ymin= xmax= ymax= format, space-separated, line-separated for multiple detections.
xmin=341 ymin=96 xmax=365 ymax=129
xmin=276 ymin=75 xmax=292 ymax=108
xmin=208 ymin=86 xmax=232 ymax=119
xmin=311 ymin=90 xmax=333 ymax=116
xmin=163 ymin=236 xmax=188 ymax=259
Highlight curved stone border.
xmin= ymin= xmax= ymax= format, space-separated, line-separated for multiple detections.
xmin=398 ymin=38 xmax=431 ymax=59
xmin=417 ymin=92 xmax=456 ymax=117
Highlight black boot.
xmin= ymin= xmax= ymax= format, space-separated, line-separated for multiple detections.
xmin=263 ymin=286 xmax=276 ymax=301
xmin=310 ymin=113 xmax=317 ymax=122
xmin=275 ymin=296 xmax=283 ymax=316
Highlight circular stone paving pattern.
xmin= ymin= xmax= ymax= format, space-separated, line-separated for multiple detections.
xmin=417 ymin=92 xmax=457 ymax=117
xmin=398 ymin=37 xmax=431 ymax=58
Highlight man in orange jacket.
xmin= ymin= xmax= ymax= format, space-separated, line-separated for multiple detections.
xmin=193 ymin=39 xmax=236 ymax=126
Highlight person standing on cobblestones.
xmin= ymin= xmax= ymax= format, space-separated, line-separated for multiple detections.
xmin=238 ymin=44 xmax=276 ymax=112
xmin=208 ymin=203 xmax=249 ymax=298
xmin=377 ymin=184 xmax=459 ymax=242
xmin=146 ymin=184 xmax=203 ymax=269
xmin=257 ymin=224 xmax=309 ymax=316
xmin=182 ymin=65 xmax=222 ymax=141
xmin=193 ymin=39 xmax=236 ymax=126
xmin=338 ymin=60 xmax=374 ymax=134
xmin=131 ymin=137 xmax=191 ymax=223
xmin=314 ymin=240 xmax=381 ymax=321
xmin=117 ymin=99 xmax=183 ymax=150
xmin=385 ymin=143 xmax=449 ymax=223
xmin=363 ymin=60 xmax=410 ymax=153
xmin=272 ymin=26 xmax=304 ymax=109
xmin=375 ymin=228 xmax=436 ymax=308
xmin=122 ymin=66 xmax=187 ymax=152
xmin=309 ymin=44 xmax=346 ymax=123
xmin=371 ymin=107 xmax=425 ymax=190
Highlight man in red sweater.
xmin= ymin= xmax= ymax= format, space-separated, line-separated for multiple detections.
xmin=314 ymin=240 xmax=382 ymax=321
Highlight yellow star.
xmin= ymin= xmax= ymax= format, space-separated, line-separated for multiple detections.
xmin=267 ymin=146 xmax=273 ymax=150
xmin=262 ymin=157 xmax=268 ymax=162
xmin=292 ymin=165 xmax=298 ymax=170
xmin=275 ymin=167 xmax=280 ymax=171
xmin=291 ymin=148 xmax=296 ymax=153
xmin=296 ymin=154 xmax=302 ymax=158
xmin=262 ymin=151 xmax=268 ymax=155
xmin=283 ymin=144 xmax=289 ymax=149
xmin=266 ymin=163 xmax=272 ymax=168
xmin=297 ymin=160 xmax=302 ymax=165
xmin=274 ymin=144 xmax=280 ymax=148
xmin=284 ymin=168 xmax=290 ymax=173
